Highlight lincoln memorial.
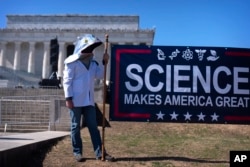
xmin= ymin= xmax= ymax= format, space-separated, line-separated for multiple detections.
xmin=0 ymin=15 xmax=155 ymax=87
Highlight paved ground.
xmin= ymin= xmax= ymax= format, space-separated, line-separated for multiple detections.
xmin=0 ymin=131 xmax=69 ymax=152
xmin=0 ymin=131 xmax=69 ymax=167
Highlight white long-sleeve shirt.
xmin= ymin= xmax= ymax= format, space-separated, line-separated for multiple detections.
xmin=63 ymin=59 xmax=104 ymax=107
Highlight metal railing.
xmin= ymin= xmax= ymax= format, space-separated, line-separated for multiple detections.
xmin=0 ymin=88 xmax=65 ymax=132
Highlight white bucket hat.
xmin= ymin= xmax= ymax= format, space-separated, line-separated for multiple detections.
xmin=64 ymin=34 xmax=102 ymax=64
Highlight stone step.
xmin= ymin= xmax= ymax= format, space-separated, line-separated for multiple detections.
xmin=0 ymin=124 xmax=50 ymax=132
xmin=1 ymin=117 xmax=50 ymax=121
xmin=0 ymin=131 xmax=69 ymax=167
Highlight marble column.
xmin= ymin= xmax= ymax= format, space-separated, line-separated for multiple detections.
xmin=13 ymin=42 xmax=21 ymax=70
xmin=57 ymin=42 xmax=65 ymax=78
xmin=42 ymin=42 xmax=50 ymax=79
xmin=0 ymin=42 xmax=7 ymax=67
xmin=27 ymin=42 xmax=35 ymax=74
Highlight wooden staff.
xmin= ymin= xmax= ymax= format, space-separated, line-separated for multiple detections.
xmin=101 ymin=34 xmax=109 ymax=161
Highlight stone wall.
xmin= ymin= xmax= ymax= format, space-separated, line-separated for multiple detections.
xmin=7 ymin=15 xmax=139 ymax=30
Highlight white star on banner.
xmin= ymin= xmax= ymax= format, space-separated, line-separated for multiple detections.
xmin=184 ymin=112 xmax=192 ymax=121
xmin=156 ymin=111 xmax=165 ymax=120
xmin=170 ymin=111 xmax=178 ymax=120
xmin=197 ymin=112 xmax=206 ymax=121
xmin=211 ymin=112 xmax=219 ymax=121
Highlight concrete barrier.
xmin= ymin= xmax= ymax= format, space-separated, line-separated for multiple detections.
xmin=0 ymin=131 xmax=69 ymax=166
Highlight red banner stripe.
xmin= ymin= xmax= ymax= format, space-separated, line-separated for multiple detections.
xmin=225 ymin=51 xmax=250 ymax=57
xmin=114 ymin=112 xmax=150 ymax=119
xmin=224 ymin=116 xmax=250 ymax=121
xmin=114 ymin=48 xmax=151 ymax=119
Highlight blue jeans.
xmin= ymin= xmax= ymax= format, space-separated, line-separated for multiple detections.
xmin=69 ymin=105 xmax=102 ymax=158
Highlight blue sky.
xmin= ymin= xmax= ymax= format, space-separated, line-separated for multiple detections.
xmin=0 ymin=0 xmax=249 ymax=48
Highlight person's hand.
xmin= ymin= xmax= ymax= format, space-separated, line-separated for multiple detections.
xmin=103 ymin=53 xmax=109 ymax=65
xmin=66 ymin=100 xmax=74 ymax=109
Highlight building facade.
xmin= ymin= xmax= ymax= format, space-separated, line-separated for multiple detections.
xmin=0 ymin=15 xmax=155 ymax=86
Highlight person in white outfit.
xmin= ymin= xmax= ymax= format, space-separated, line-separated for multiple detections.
xmin=63 ymin=34 xmax=114 ymax=162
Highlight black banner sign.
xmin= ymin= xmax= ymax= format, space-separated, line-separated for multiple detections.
xmin=109 ymin=45 xmax=250 ymax=124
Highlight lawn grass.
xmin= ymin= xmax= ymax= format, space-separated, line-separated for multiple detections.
xmin=40 ymin=121 xmax=250 ymax=167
